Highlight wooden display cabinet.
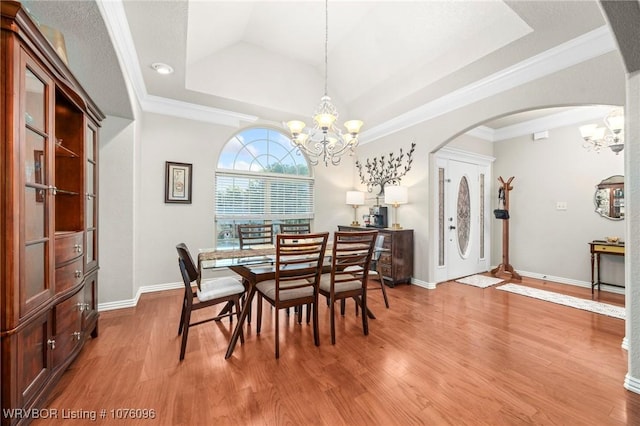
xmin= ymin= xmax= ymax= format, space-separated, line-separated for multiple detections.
xmin=1 ymin=2 xmax=104 ymax=424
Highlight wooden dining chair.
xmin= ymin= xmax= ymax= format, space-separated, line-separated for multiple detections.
xmin=348 ymin=234 xmax=390 ymax=313
xmin=236 ymin=223 xmax=274 ymax=322
xmin=279 ymin=222 xmax=311 ymax=234
xmin=238 ymin=223 xmax=274 ymax=248
xmin=319 ymin=230 xmax=377 ymax=344
xmin=279 ymin=222 xmax=312 ymax=318
xmin=254 ymin=232 xmax=329 ymax=358
xmin=176 ymin=243 xmax=246 ymax=361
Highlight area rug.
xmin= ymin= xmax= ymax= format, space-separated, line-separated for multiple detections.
xmin=496 ymin=283 xmax=625 ymax=320
xmin=455 ymin=274 xmax=504 ymax=288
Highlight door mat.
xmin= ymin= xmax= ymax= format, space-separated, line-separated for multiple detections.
xmin=455 ymin=274 xmax=504 ymax=288
xmin=496 ymin=283 xmax=625 ymax=320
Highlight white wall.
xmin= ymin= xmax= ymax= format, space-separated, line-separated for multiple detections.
xmin=447 ymin=133 xmax=494 ymax=157
xmin=99 ymin=115 xmax=136 ymax=302
xmin=492 ymin=119 xmax=625 ymax=286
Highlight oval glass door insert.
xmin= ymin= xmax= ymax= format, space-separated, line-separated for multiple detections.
xmin=457 ymin=176 xmax=470 ymax=256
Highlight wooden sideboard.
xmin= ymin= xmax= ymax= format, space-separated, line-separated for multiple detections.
xmin=1 ymin=3 xmax=103 ymax=424
xmin=589 ymin=240 xmax=625 ymax=294
xmin=338 ymin=226 xmax=413 ymax=286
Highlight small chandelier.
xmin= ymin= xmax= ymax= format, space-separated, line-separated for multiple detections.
xmin=286 ymin=0 xmax=363 ymax=167
xmin=579 ymin=107 xmax=625 ymax=154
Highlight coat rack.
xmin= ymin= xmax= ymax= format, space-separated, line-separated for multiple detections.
xmin=491 ymin=176 xmax=521 ymax=280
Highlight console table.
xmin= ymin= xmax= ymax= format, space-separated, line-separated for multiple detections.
xmin=589 ymin=240 xmax=625 ymax=294
xmin=338 ymin=225 xmax=413 ymax=286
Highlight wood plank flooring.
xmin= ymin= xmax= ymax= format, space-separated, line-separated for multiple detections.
xmin=38 ymin=276 xmax=640 ymax=425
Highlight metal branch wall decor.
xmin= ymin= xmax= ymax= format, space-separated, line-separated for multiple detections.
xmin=355 ymin=142 xmax=416 ymax=196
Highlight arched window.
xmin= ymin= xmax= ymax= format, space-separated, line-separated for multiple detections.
xmin=215 ymin=127 xmax=313 ymax=248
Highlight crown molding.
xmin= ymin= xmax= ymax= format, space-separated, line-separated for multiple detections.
xmin=141 ymin=95 xmax=258 ymax=127
xmin=435 ymin=146 xmax=495 ymax=165
xmin=97 ymin=0 xmax=257 ymax=127
xmin=490 ymin=105 xmax=615 ymax=141
xmin=360 ymin=25 xmax=616 ymax=144
xmin=468 ymin=105 xmax=616 ymax=142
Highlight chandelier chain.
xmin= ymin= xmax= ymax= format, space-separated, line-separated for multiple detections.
xmin=324 ymin=0 xmax=328 ymax=97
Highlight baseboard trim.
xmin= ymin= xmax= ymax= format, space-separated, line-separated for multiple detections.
xmin=98 ymin=281 xmax=183 ymax=312
xmin=411 ymin=277 xmax=436 ymax=290
xmin=624 ymin=373 xmax=640 ymax=395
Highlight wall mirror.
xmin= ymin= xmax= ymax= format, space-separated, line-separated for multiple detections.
xmin=594 ymin=175 xmax=624 ymax=220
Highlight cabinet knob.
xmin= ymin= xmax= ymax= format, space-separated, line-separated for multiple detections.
xmin=47 ymin=339 xmax=56 ymax=350
xmin=73 ymin=331 xmax=82 ymax=341
xmin=74 ymin=244 xmax=83 ymax=253
xmin=75 ymin=270 xmax=82 ymax=278
xmin=76 ymin=302 xmax=85 ymax=311
xmin=48 ymin=185 xmax=57 ymax=195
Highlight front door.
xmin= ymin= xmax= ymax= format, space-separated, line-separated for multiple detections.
xmin=447 ymin=159 xmax=484 ymax=279
xmin=431 ymin=148 xmax=494 ymax=283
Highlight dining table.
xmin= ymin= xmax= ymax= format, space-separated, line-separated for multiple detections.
xmin=198 ymin=242 xmax=380 ymax=359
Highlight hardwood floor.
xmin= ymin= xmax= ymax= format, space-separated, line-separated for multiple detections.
xmin=38 ymin=276 xmax=639 ymax=425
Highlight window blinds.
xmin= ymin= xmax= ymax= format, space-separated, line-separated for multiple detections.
xmin=215 ymin=172 xmax=314 ymax=220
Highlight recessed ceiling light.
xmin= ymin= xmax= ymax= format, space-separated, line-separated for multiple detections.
xmin=151 ymin=62 xmax=173 ymax=75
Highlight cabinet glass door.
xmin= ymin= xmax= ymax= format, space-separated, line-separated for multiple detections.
xmin=22 ymin=56 xmax=54 ymax=316
xmin=85 ymin=122 xmax=98 ymax=270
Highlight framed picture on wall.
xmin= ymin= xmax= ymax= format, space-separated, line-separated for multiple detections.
xmin=165 ymin=161 xmax=192 ymax=204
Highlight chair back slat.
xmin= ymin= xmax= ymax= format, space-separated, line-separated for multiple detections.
xmin=279 ymin=222 xmax=311 ymax=235
xmin=238 ymin=224 xmax=274 ymax=248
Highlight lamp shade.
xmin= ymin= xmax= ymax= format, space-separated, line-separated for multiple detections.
xmin=346 ymin=191 xmax=365 ymax=206
xmin=287 ymin=120 xmax=306 ymax=134
xmin=385 ymin=186 xmax=408 ymax=205
xmin=605 ymin=108 xmax=624 ymax=132
xmin=579 ymin=124 xmax=597 ymax=139
xmin=344 ymin=120 xmax=364 ymax=134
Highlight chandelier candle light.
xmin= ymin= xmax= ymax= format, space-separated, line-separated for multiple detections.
xmin=579 ymin=107 xmax=625 ymax=154
xmin=385 ymin=186 xmax=408 ymax=230
xmin=346 ymin=191 xmax=365 ymax=226
xmin=286 ymin=0 xmax=363 ymax=167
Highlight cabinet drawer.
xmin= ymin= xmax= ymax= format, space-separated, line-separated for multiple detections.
xmin=380 ymin=263 xmax=392 ymax=277
xmin=379 ymin=252 xmax=392 ymax=266
xmin=55 ymin=257 xmax=84 ymax=294
xmin=593 ymin=244 xmax=624 ymax=254
xmin=53 ymin=290 xmax=84 ymax=367
xmin=55 ymin=231 xmax=84 ymax=265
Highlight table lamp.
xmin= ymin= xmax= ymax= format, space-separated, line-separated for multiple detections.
xmin=346 ymin=191 xmax=365 ymax=226
xmin=384 ymin=186 xmax=408 ymax=229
